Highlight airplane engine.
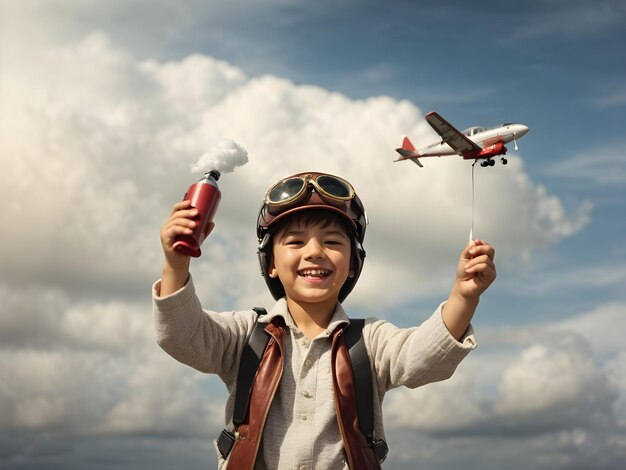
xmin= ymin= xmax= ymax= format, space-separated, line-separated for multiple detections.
xmin=476 ymin=141 xmax=507 ymax=159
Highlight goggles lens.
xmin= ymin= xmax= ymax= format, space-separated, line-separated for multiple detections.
xmin=316 ymin=175 xmax=352 ymax=199
xmin=267 ymin=177 xmax=306 ymax=205
xmin=265 ymin=174 xmax=354 ymax=205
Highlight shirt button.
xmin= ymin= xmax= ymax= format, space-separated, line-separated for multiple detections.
xmin=302 ymin=390 xmax=311 ymax=398
xmin=301 ymin=413 xmax=308 ymax=421
xmin=299 ymin=466 xmax=307 ymax=470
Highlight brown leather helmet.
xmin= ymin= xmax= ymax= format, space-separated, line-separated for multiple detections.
xmin=257 ymin=172 xmax=367 ymax=302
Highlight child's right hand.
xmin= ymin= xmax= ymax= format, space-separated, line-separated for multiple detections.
xmin=160 ymin=200 xmax=214 ymax=271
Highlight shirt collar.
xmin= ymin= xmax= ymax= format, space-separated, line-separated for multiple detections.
xmin=259 ymin=298 xmax=350 ymax=336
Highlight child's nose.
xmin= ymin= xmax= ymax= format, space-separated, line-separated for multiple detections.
xmin=304 ymin=238 xmax=325 ymax=259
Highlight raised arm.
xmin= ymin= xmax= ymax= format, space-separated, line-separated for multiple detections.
xmin=159 ymin=200 xmax=214 ymax=296
xmin=442 ymin=239 xmax=496 ymax=340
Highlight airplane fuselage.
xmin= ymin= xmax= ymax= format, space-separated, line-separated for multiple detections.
xmin=418 ymin=123 xmax=529 ymax=159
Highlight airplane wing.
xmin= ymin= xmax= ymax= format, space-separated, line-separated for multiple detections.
xmin=425 ymin=112 xmax=482 ymax=156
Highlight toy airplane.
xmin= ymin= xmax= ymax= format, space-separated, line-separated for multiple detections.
xmin=395 ymin=111 xmax=529 ymax=168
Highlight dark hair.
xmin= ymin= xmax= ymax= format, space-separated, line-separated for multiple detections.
xmin=270 ymin=208 xmax=355 ymax=241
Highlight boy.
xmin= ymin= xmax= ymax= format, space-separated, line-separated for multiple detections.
xmin=154 ymin=171 xmax=496 ymax=469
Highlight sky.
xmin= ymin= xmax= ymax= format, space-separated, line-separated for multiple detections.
xmin=1 ymin=0 xmax=625 ymax=468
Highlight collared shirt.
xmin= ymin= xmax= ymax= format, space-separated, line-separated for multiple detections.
xmin=153 ymin=276 xmax=477 ymax=469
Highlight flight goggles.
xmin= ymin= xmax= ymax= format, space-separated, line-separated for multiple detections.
xmin=258 ymin=172 xmax=367 ymax=243
xmin=264 ymin=173 xmax=355 ymax=209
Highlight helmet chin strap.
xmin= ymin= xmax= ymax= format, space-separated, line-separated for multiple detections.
xmin=258 ymin=233 xmax=271 ymax=251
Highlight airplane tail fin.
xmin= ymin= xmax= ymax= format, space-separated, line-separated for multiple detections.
xmin=394 ymin=137 xmax=423 ymax=167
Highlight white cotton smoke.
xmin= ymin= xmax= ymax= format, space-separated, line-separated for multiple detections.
xmin=191 ymin=138 xmax=249 ymax=174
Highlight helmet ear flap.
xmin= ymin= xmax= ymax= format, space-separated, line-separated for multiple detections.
xmin=257 ymin=233 xmax=286 ymax=300
xmin=338 ymin=238 xmax=366 ymax=302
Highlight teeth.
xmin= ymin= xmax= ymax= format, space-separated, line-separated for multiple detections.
xmin=299 ymin=269 xmax=330 ymax=277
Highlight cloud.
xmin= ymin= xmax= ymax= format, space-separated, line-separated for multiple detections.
xmin=385 ymin=332 xmax=616 ymax=437
xmin=0 ymin=25 xmax=598 ymax=469
xmin=511 ymin=0 xmax=626 ymax=38
xmin=500 ymin=264 xmax=626 ymax=304
xmin=1 ymin=31 xmax=589 ymax=309
xmin=383 ymin=311 xmax=626 ymax=468
xmin=0 ymin=279 xmax=166 ymax=356
xmin=0 ymin=349 xmax=122 ymax=432
xmin=0 ymin=346 xmax=224 ymax=437
xmin=594 ymin=85 xmax=626 ymax=108
xmin=493 ymin=336 xmax=614 ymax=432
xmin=554 ymin=301 xmax=626 ymax=357
xmin=543 ymin=145 xmax=626 ymax=187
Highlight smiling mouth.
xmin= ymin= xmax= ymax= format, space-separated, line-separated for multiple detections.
xmin=297 ymin=269 xmax=332 ymax=279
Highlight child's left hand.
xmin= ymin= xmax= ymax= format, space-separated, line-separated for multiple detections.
xmin=454 ymin=239 xmax=496 ymax=300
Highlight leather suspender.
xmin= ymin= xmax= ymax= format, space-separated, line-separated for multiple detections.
xmin=217 ymin=310 xmax=388 ymax=463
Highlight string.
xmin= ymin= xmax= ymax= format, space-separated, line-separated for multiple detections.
xmin=470 ymin=160 xmax=477 ymax=242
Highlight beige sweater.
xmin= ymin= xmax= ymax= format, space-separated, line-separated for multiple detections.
xmin=152 ymin=276 xmax=477 ymax=469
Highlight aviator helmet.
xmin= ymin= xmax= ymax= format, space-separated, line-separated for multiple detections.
xmin=257 ymin=171 xmax=367 ymax=302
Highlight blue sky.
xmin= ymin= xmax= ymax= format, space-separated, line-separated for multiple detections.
xmin=1 ymin=1 xmax=626 ymax=469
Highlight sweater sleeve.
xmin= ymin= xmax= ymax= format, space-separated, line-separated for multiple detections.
xmin=366 ymin=302 xmax=477 ymax=392
xmin=152 ymin=276 xmax=256 ymax=383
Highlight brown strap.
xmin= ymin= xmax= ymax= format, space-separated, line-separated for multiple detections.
xmin=226 ymin=319 xmax=285 ymax=470
xmin=332 ymin=329 xmax=382 ymax=470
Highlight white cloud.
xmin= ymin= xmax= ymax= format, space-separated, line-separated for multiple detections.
xmin=99 ymin=354 xmax=224 ymax=436
xmin=0 ymin=346 xmax=224 ymax=437
xmin=386 ymin=332 xmax=615 ymax=436
xmin=606 ymin=352 xmax=626 ymax=429
xmin=0 ymin=24 xmax=598 ymax=467
xmin=383 ymin=315 xmax=625 ymax=467
xmin=0 ymin=3 xmax=621 ymax=469
xmin=493 ymin=337 xmax=614 ymax=430
xmin=384 ymin=366 xmax=485 ymax=434
xmin=512 ymin=0 xmax=626 ymax=38
xmin=554 ymin=301 xmax=626 ymax=357
xmin=0 ymin=281 xmax=153 ymax=352
xmin=59 ymin=301 xmax=153 ymax=352
xmin=0 ymin=349 xmax=121 ymax=431
xmin=594 ymin=85 xmax=626 ymax=108
xmin=543 ymin=145 xmax=626 ymax=187
xmin=1 ymin=31 xmax=589 ymax=308
xmin=394 ymin=299 xmax=626 ymax=464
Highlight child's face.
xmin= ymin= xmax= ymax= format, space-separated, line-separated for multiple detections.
xmin=269 ymin=218 xmax=353 ymax=306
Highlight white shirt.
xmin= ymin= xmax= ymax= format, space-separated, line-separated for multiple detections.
xmin=153 ymin=276 xmax=477 ymax=469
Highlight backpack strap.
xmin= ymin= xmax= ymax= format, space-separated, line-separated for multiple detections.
xmin=217 ymin=307 xmax=269 ymax=459
xmin=218 ymin=311 xmax=388 ymax=463
xmin=343 ymin=318 xmax=389 ymax=462
xmin=233 ymin=307 xmax=269 ymax=425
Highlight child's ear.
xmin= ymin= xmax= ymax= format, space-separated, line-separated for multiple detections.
xmin=268 ymin=255 xmax=278 ymax=278
xmin=349 ymin=254 xmax=356 ymax=278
